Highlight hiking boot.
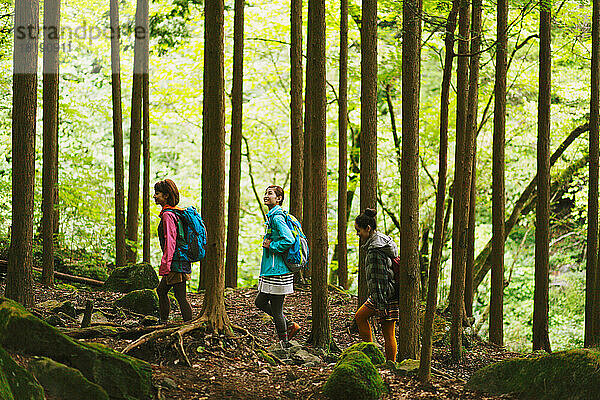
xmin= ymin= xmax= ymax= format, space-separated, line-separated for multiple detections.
xmin=279 ymin=340 xmax=292 ymax=350
xmin=287 ymin=322 xmax=301 ymax=340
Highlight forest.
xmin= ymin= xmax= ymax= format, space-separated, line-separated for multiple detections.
xmin=2 ymin=0 xmax=600 ymax=398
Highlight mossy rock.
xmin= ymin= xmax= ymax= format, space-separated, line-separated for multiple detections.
xmin=28 ymin=357 xmax=108 ymax=400
xmin=114 ymin=289 xmax=159 ymax=317
xmin=103 ymin=263 xmax=159 ymax=293
xmin=0 ymin=346 xmax=44 ymax=400
xmin=323 ymin=351 xmax=387 ymax=400
xmin=0 ymin=297 xmax=152 ymax=399
xmin=37 ymin=300 xmax=77 ymax=318
xmin=466 ymin=349 xmax=600 ymax=399
xmin=340 ymin=342 xmax=386 ymax=365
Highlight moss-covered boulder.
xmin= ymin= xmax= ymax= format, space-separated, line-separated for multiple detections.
xmin=0 ymin=346 xmax=44 ymax=400
xmin=28 ymin=357 xmax=108 ymax=400
xmin=37 ymin=300 xmax=77 ymax=318
xmin=114 ymin=289 xmax=159 ymax=317
xmin=0 ymin=298 xmax=152 ymax=399
xmin=103 ymin=263 xmax=159 ymax=293
xmin=340 ymin=342 xmax=386 ymax=365
xmin=466 ymin=349 xmax=600 ymax=399
xmin=324 ymin=351 xmax=387 ymax=400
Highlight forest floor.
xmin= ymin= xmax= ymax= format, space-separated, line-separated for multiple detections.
xmin=18 ymin=281 xmax=521 ymax=400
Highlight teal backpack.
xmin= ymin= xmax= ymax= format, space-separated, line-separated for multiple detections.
xmin=281 ymin=211 xmax=309 ymax=273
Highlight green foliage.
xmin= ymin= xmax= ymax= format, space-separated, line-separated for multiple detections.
xmin=467 ymin=349 xmax=600 ymax=399
xmin=323 ymin=351 xmax=387 ymax=400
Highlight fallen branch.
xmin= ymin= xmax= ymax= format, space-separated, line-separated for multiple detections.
xmin=32 ymin=267 xmax=105 ymax=287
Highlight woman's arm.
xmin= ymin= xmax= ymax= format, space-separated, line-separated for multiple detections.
xmin=159 ymin=212 xmax=178 ymax=275
xmin=269 ymin=214 xmax=295 ymax=253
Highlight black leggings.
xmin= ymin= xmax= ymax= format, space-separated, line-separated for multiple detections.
xmin=157 ymin=277 xmax=193 ymax=322
xmin=255 ymin=292 xmax=288 ymax=339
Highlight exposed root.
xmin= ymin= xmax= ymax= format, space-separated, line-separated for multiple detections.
xmin=122 ymin=326 xmax=179 ymax=354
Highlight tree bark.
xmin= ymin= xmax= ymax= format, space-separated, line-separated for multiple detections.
xmin=533 ymin=0 xmax=552 ymax=353
xmin=225 ymin=0 xmax=244 ymax=288
xmin=418 ymin=3 xmax=458 ymax=380
xmin=7 ymin=0 xmax=39 ymax=306
xmin=110 ymin=0 xmax=126 ymax=268
xmin=450 ymin=0 xmax=471 ymax=362
xmin=200 ymin=0 xmax=231 ymax=332
xmin=141 ymin=0 xmax=150 ymax=264
xmin=399 ymin=0 xmax=422 ymax=361
xmin=302 ymin=5 xmax=313 ymax=283
xmin=358 ymin=0 xmax=378 ymax=307
xmin=337 ymin=0 xmax=349 ymax=290
xmin=489 ymin=0 xmax=507 ymax=347
xmin=126 ymin=0 xmax=146 ymax=264
xmin=290 ymin=0 xmax=304 ymax=222
xmin=42 ymin=0 xmax=60 ymax=287
xmin=585 ymin=0 xmax=600 ymax=349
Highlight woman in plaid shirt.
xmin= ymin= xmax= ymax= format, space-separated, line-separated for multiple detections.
xmin=354 ymin=208 xmax=399 ymax=361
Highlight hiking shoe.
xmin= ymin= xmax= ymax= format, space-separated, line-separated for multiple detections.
xmin=279 ymin=340 xmax=292 ymax=350
xmin=287 ymin=322 xmax=301 ymax=340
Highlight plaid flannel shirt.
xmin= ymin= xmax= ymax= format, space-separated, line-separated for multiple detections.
xmin=364 ymin=247 xmax=395 ymax=312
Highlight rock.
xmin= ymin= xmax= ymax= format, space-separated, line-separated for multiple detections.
xmin=0 ymin=346 xmax=44 ymax=400
xmin=386 ymin=359 xmax=419 ymax=376
xmin=103 ymin=263 xmax=159 ymax=293
xmin=114 ymin=289 xmax=159 ymax=317
xmin=466 ymin=349 xmax=600 ymax=400
xmin=340 ymin=342 xmax=386 ymax=366
xmin=90 ymin=311 xmax=110 ymax=325
xmin=323 ymin=351 xmax=387 ymax=400
xmin=0 ymin=297 xmax=152 ymax=399
xmin=37 ymin=300 xmax=77 ymax=318
xmin=158 ymin=377 xmax=178 ymax=390
xmin=28 ymin=357 xmax=109 ymax=400
xmin=140 ymin=316 xmax=159 ymax=326
xmin=44 ymin=314 xmax=65 ymax=327
xmin=292 ymin=349 xmax=321 ymax=365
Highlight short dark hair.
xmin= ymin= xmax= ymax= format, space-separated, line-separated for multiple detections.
xmin=154 ymin=179 xmax=180 ymax=206
xmin=266 ymin=185 xmax=284 ymax=205
xmin=355 ymin=208 xmax=377 ymax=231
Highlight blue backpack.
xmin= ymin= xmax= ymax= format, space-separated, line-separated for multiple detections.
xmin=280 ymin=211 xmax=309 ymax=273
xmin=167 ymin=207 xmax=207 ymax=263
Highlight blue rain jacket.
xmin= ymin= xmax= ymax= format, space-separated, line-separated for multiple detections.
xmin=260 ymin=205 xmax=295 ymax=276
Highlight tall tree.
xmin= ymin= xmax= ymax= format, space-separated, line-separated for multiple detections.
xmin=337 ymin=0 xmax=349 ymax=290
xmin=419 ymin=0 xmax=458 ymax=382
xmin=141 ymin=0 xmax=150 ymax=264
xmin=200 ymin=0 xmax=230 ymax=331
xmin=399 ymin=0 xmax=422 ymax=360
xmin=125 ymin=0 xmax=146 ymax=263
xmin=358 ymin=0 xmax=378 ymax=306
xmin=111 ymin=0 xmax=126 ymax=268
xmin=586 ymin=0 xmax=600 ymax=349
xmin=302 ymin=0 xmax=313 ymax=283
xmin=42 ymin=0 xmax=60 ymax=286
xmin=533 ymin=0 xmax=552 ymax=353
xmin=7 ymin=0 xmax=39 ymax=306
xmin=450 ymin=0 xmax=471 ymax=361
xmin=290 ymin=0 xmax=303 ymax=222
xmin=225 ymin=0 xmax=244 ymax=288
xmin=463 ymin=0 xmax=481 ymax=321
xmin=489 ymin=0 xmax=507 ymax=346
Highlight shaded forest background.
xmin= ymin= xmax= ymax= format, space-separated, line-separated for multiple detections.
xmin=0 ymin=0 xmax=594 ymax=352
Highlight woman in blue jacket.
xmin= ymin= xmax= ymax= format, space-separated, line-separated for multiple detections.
xmin=255 ymin=185 xmax=301 ymax=348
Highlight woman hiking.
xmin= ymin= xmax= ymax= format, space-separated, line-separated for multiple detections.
xmin=354 ymin=208 xmax=399 ymax=361
xmin=154 ymin=179 xmax=193 ymax=323
xmin=255 ymin=185 xmax=301 ymax=348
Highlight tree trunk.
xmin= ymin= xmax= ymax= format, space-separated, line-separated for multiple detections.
xmin=290 ymin=0 xmax=304 ymax=222
xmin=489 ymin=0 xmax=507 ymax=347
xmin=7 ymin=0 xmax=39 ymax=306
xmin=110 ymin=0 xmax=126 ymax=268
xmin=126 ymin=0 xmax=146 ymax=264
xmin=358 ymin=0 xmax=378 ymax=307
xmin=586 ymin=0 xmax=600 ymax=349
xmin=337 ymin=0 xmax=349 ymax=290
xmin=533 ymin=0 xmax=552 ymax=353
xmin=200 ymin=0 xmax=231 ymax=332
xmin=418 ymin=2 xmax=458 ymax=382
xmin=42 ymin=0 xmax=60 ymax=287
xmin=399 ymin=0 xmax=422 ymax=361
xmin=141 ymin=0 xmax=150 ymax=264
xmin=450 ymin=0 xmax=471 ymax=362
xmin=225 ymin=0 xmax=244 ymax=289
xmin=302 ymin=7 xmax=313 ymax=283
